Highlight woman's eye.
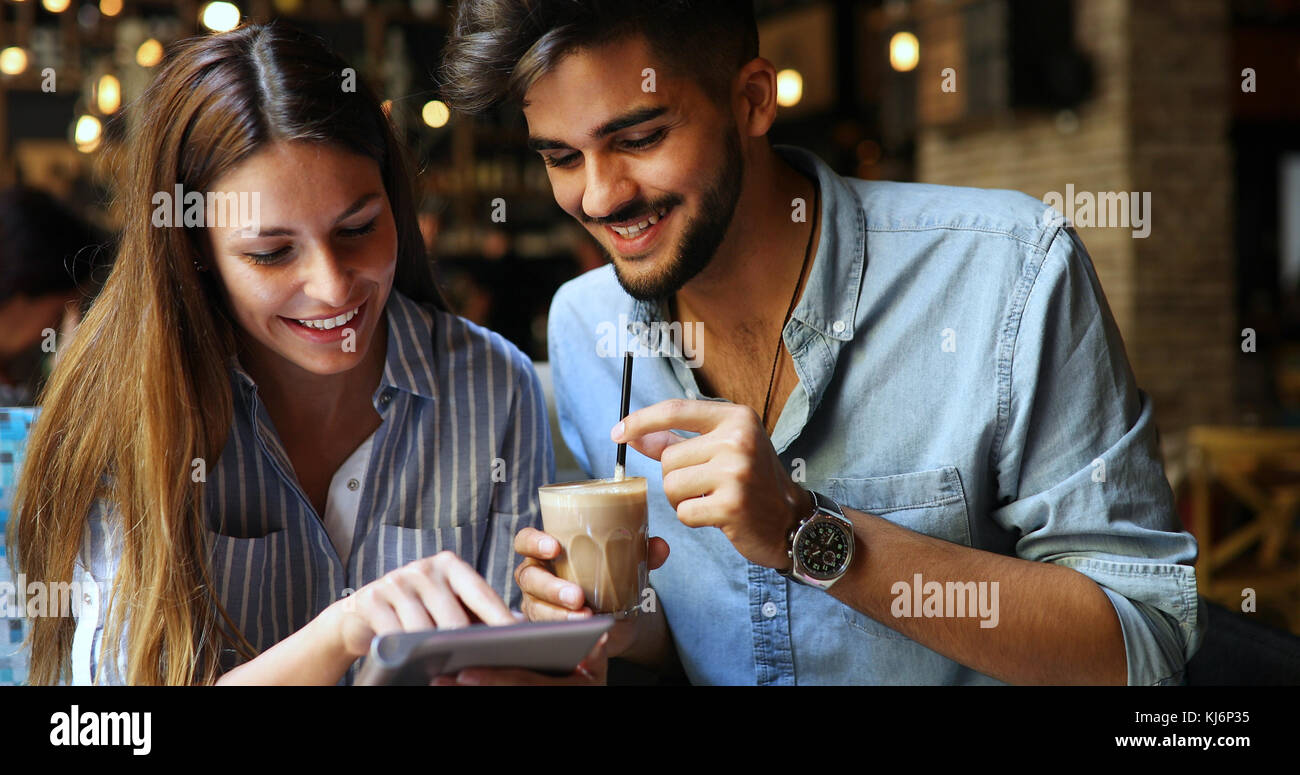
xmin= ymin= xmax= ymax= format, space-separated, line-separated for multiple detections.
xmin=623 ymin=128 xmax=667 ymax=150
xmin=341 ymin=219 xmax=377 ymax=238
xmin=243 ymin=246 xmax=291 ymax=265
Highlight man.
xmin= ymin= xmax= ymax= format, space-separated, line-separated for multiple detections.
xmin=0 ymin=186 xmax=107 ymax=406
xmin=441 ymin=0 xmax=1204 ymax=684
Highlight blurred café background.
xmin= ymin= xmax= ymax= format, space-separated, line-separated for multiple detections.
xmin=2 ymin=0 xmax=1299 ymax=684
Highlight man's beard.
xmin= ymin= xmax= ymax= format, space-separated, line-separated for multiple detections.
xmin=596 ymin=130 xmax=744 ymax=303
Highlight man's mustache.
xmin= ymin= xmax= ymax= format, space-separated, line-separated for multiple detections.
xmin=582 ymin=194 xmax=684 ymax=226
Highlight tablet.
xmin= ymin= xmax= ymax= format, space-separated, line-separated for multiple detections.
xmin=354 ymin=616 xmax=615 ymax=686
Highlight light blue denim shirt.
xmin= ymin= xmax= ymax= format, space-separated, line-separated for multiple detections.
xmin=548 ymin=145 xmax=1204 ymax=685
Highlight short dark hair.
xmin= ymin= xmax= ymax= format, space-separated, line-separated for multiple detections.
xmin=0 ymin=186 xmax=108 ymax=306
xmin=441 ymin=0 xmax=759 ymax=114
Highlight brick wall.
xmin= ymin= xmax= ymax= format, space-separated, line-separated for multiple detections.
xmin=914 ymin=0 xmax=1235 ymax=435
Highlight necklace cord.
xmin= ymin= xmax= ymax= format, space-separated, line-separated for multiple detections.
xmin=761 ymin=183 xmax=820 ymax=432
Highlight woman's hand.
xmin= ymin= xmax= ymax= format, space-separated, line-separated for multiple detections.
xmin=333 ymin=550 xmax=517 ymax=659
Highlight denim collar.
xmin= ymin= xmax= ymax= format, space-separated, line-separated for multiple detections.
xmin=629 ymin=144 xmax=866 ymax=345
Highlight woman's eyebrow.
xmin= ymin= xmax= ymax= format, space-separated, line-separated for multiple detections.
xmin=233 ymin=192 xmax=382 ymax=238
xmin=333 ymin=192 xmax=382 ymax=224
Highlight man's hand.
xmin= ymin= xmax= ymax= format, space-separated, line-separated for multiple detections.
xmin=612 ymin=399 xmax=810 ymax=570
xmin=513 ymin=527 xmax=669 ymax=658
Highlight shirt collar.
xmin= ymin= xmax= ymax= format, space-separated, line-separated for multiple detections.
xmin=629 ymin=145 xmax=866 ymax=343
xmin=775 ymin=145 xmax=866 ymax=342
xmin=229 ymin=287 xmax=439 ymax=402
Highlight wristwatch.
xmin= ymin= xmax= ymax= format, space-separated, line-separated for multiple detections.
xmin=779 ymin=488 xmax=855 ymax=589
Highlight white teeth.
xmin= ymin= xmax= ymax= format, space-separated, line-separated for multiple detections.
xmin=296 ymin=306 xmax=358 ymax=330
xmin=612 ymin=207 xmax=670 ymax=239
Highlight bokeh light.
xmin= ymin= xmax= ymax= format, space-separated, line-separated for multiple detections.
xmin=889 ymin=31 xmax=920 ymax=72
xmin=0 ymin=47 xmax=28 ymax=76
xmin=776 ymin=69 xmax=803 ymax=108
xmin=422 ymin=100 xmax=450 ymax=128
xmin=136 ymin=39 xmax=164 ymax=68
xmin=200 ymin=2 xmax=241 ymax=33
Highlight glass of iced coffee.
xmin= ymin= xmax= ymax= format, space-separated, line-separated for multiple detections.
xmin=538 ymin=477 xmax=649 ymax=619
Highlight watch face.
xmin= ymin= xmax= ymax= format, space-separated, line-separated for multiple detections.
xmin=795 ymin=519 xmax=851 ymax=579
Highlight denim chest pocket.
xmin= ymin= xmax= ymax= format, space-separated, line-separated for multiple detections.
xmin=823 ymin=465 xmax=971 ymax=639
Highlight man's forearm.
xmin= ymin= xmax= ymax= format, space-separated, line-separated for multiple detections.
xmin=827 ymin=507 xmax=1127 ymax=685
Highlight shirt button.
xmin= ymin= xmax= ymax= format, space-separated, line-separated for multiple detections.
xmin=340 ymin=588 xmax=355 ymax=599
xmin=685 ymin=390 xmax=697 ymax=400
xmin=379 ymin=392 xmax=392 ymax=406
xmin=82 ymin=593 xmax=93 ymax=606
xmin=347 ymin=478 xmax=360 ymax=491
xmin=832 ymin=320 xmax=846 ymax=334
xmin=761 ymin=601 xmax=778 ymax=618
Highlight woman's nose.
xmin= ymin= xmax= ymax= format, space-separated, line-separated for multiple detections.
xmin=300 ymin=244 xmax=354 ymax=309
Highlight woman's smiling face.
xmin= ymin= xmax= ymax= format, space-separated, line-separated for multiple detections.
xmin=204 ymin=141 xmax=397 ymax=379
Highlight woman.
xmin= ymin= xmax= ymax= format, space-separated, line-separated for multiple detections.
xmin=10 ymin=24 xmax=565 ymax=685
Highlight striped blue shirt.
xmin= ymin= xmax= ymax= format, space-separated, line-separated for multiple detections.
xmin=74 ymin=289 xmax=553 ymax=684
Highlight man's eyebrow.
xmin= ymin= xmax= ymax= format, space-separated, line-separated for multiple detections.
xmin=526 ymin=106 xmax=670 ymax=153
xmin=233 ymin=192 xmax=381 ymax=238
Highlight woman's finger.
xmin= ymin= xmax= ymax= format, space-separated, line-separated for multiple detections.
xmin=439 ymin=555 xmax=515 ymax=626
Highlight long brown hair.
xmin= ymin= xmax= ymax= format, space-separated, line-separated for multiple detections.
xmin=11 ymin=23 xmax=443 ymax=685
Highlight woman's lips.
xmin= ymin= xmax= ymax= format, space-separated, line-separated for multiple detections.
xmin=280 ymin=301 xmax=366 ymax=344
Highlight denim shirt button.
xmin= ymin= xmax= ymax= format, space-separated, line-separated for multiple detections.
xmin=761 ymin=601 xmax=778 ymax=618
xmin=832 ymin=319 xmax=846 ymax=334
xmin=685 ymin=390 xmax=697 ymax=400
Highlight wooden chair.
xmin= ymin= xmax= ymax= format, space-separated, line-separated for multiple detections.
xmin=1186 ymin=426 xmax=1300 ymax=633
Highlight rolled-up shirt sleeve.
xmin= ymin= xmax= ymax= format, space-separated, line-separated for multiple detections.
xmin=990 ymin=224 xmax=1205 ymax=685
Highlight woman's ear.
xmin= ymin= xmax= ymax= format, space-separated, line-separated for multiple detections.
xmin=733 ymin=57 xmax=779 ymax=138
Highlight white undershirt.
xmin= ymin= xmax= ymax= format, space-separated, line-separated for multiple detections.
xmin=321 ymin=430 xmax=376 ymax=563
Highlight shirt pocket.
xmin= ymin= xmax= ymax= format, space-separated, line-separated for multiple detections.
xmin=824 ymin=465 xmax=971 ymax=640
xmin=364 ymin=522 xmax=487 ymax=573
xmin=205 ymin=529 xmax=288 ymax=644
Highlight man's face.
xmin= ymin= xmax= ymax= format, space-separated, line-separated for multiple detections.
xmin=522 ymin=36 xmax=744 ymax=301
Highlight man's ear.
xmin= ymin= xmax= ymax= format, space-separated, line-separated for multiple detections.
xmin=733 ymin=57 xmax=779 ymax=138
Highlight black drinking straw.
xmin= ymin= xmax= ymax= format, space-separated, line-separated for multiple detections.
xmin=616 ymin=352 xmax=633 ymax=475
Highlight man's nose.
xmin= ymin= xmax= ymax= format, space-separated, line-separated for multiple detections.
xmin=581 ymin=155 xmax=637 ymax=222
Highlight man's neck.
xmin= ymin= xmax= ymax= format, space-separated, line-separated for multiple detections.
xmin=673 ymin=147 xmax=819 ymax=334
